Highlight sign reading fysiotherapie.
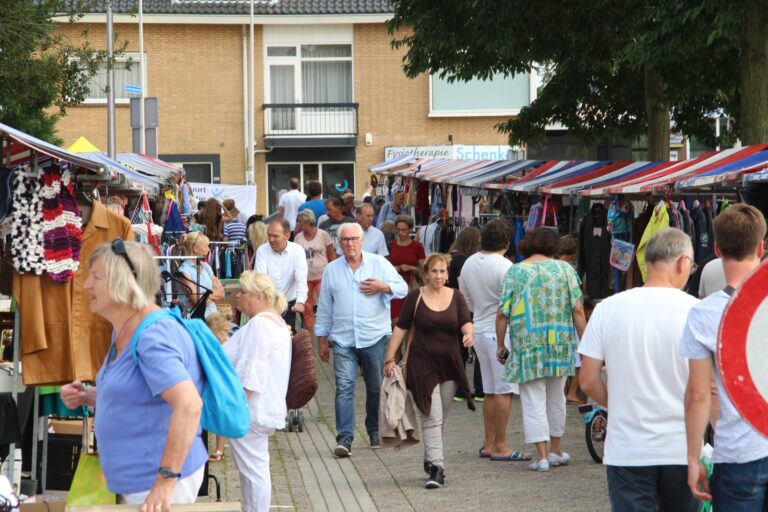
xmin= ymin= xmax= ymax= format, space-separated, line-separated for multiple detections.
xmin=384 ymin=144 xmax=522 ymax=161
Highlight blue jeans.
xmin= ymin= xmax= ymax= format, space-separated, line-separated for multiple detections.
xmin=331 ymin=335 xmax=387 ymax=443
xmin=712 ymin=456 xmax=768 ymax=511
xmin=606 ymin=465 xmax=698 ymax=512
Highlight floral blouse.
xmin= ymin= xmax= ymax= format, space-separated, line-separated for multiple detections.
xmin=498 ymin=259 xmax=582 ymax=384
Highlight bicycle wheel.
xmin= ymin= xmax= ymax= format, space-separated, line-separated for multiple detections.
xmin=585 ymin=410 xmax=608 ymax=463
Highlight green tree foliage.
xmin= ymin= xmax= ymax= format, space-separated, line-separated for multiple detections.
xmin=0 ymin=0 xmax=116 ymax=143
xmin=389 ymin=0 xmax=763 ymax=159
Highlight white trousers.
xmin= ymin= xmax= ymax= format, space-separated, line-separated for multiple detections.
xmin=421 ymin=381 xmax=458 ymax=468
xmin=473 ymin=331 xmax=519 ymax=395
xmin=518 ymin=376 xmax=567 ymax=444
xmin=119 ymin=465 xmax=205 ymax=504
xmin=229 ymin=425 xmax=275 ymax=512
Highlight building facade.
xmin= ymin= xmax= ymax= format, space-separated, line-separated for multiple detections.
xmin=55 ymin=1 xmax=533 ymax=214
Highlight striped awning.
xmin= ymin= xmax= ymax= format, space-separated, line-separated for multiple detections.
xmin=676 ymin=146 xmax=768 ymax=189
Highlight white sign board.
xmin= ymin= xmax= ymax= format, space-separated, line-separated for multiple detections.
xmin=385 ymin=144 xmax=522 ymax=161
xmin=190 ymin=183 xmax=257 ymax=220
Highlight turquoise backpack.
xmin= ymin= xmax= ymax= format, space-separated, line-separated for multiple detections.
xmin=129 ymin=308 xmax=250 ymax=439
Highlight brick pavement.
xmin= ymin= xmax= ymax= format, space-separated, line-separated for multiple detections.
xmin=203 ymin=354 xmax=611 ymax=511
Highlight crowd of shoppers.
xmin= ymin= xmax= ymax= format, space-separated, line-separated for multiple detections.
xmin=61 ymin=180 xmax=768 ymax=511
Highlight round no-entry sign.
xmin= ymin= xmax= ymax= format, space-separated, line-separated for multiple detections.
xmin=719 ymin=260 xmax=768 ymax=437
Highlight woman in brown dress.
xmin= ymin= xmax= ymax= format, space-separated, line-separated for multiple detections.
xmin=383 ymin=253 xmax=474 ymax=489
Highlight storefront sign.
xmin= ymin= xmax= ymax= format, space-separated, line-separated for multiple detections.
xmin=385 ymin=144 xmax=521 ymax=161
xmin=384 ymin=145 xmax=452 ymax=160
xmin=454 ymin=144 xmax=519 ymax=160
xmin=190 ymin=183 xmax=257 ymax=220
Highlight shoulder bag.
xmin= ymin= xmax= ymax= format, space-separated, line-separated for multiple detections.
xmin=399 ymin=288 xmax=423 ymax=386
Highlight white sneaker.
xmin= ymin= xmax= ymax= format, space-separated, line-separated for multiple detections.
xmin=528 ymin=459 xmax=550 ymax=472
xmin=547 ymin=452 xmax=571 ymax=467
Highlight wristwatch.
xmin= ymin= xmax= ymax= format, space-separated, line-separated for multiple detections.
xmin=158 ymin=466 xmax=182 ymax=479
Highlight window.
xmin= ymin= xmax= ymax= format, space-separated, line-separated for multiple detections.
xmin=265 ymin=44 xmax=353 ymax=105
xmin=429 ymin=72 xmax=533 ymax=117
xmin=266 ymin=162 xmax=354 ymax=214
xmin=178 ymin=163 xmax=214 ymax=184
xmin=83 ymin=53 xmax=145 ymax=104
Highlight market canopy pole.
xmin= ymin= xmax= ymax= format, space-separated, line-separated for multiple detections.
xmin=106 ymin=1 xmax=116 ymax=159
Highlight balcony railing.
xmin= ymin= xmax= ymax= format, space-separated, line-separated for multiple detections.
xmin=262 ymin=103 xmax=359 ymax=137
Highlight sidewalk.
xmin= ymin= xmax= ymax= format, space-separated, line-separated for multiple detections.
xmin=204 ymin=355 xmax=610 ymax=511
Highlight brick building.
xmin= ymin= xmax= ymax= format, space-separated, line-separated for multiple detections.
xmin=55 ymin=1 xmax=535 ymax=214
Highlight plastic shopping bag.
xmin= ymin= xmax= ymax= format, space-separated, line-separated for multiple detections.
xmin=66 ymin=453 xmax=116 ymax=506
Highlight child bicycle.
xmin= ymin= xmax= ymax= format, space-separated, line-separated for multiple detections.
xmin=579 ymin=402 xmax=607 ymax=463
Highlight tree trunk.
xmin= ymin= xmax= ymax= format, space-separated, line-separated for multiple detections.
xmin=739 ymin=0 xmax=768 ymax=145
xmin=644 ymin=67 xmax=670 ymax=161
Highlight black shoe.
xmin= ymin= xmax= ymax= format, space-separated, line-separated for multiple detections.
xmin=423 ymin=460 xmax=434 ymax=475
xmin=334 ymin=439 xmax=352 ymax=458
xmin=425 ymin=465 xmax=445 ymax=489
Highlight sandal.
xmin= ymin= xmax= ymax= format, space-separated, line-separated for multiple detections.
xmin=208 ymin=450 xmax=224 ymax=462
xmin=478 ymin=447 xmax=490 ymax=458
xmin=490 ymin=451 xmax=532 ymax=462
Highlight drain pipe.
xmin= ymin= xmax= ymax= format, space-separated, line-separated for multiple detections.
xmin=242 ymin=25 xmax=251 ymax=184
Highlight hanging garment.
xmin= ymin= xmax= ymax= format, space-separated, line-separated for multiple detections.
xmin=607 ymin=198 xmax=634 ymax=236
xmin=578 ymin=204 xmax=613 ymax=300
xmin=12 ymin=200 xmax=134 ymax=385
xmin=690 ymin=204 xmax=712 ymax=266
xmin=635 ymin=201 xmax=670 ymax=282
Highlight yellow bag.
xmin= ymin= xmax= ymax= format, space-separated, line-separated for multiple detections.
xmin=66 ymin=453 xmax=116 ymax=506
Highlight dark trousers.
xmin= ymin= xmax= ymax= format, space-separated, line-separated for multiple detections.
xmin=458 ymin=343 xmax=484 ymax=396
xmin=606 ymin=465 xmax=698 ymax=512
xmin=712 ymin=456 xmax=768 ymax=512
xmin=282 ymin=300 xmax=297 ymax=333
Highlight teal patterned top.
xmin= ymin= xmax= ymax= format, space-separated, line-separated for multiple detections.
xmin=498 ymin=259 xmax=582 ymax=384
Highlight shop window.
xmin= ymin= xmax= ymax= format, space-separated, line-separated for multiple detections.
xmin=266 ymin=162 xmax=354 ymax=214
xmin=430 ymin=72 xmax=532 ymax=117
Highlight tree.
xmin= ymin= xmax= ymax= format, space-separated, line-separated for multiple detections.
xmin=0 ymin=0 xmax=117 ymax=143
xmin=388 ymin=0 xmax=758 ymax=160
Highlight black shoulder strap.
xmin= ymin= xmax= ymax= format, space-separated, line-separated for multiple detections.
xmin=723 ymin=286 xmax=735 ymax=297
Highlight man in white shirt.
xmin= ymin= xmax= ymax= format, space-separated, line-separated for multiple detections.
xmin=459 ymin=220 xmax=525 ymax=461
xmin=579 ymin=228 xmax=700 ymax=511
xmin=357 ymin=203 xmax=388 ymax=257
xmin=681 ymin=204 xmax=768 ymax=511
xmin=254 ymin=219 xmax=308 ymax=332
xmin=278 ymin=178 xmax=307 ymax=236
xmin=697 ymin=257 xmax=726 ymax=298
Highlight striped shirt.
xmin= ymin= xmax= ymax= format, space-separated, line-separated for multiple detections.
xmin=223 ymin=220 xmax=247 ymax=241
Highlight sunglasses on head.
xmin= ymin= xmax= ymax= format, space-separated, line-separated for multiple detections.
xmin=111 ymin=238 xmax=138 ymax=280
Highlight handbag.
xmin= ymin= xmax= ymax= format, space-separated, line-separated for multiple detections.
xmin=398 ymin=288 xmax=423 ymax=386
xmin=66 ymin=453 xmax=116 ymax=506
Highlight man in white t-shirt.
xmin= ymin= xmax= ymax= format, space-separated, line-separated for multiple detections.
xmin=278 ymin=178 xmax=307 ymax=235
xmin=697 ymin=257 xmax=726 ymax=298
xmin=579 ymin=228 xmax=700 ymax=511
xmin=681 ymin=204 xmax=768 ymax=511
xmin=357 ymin=203 xmax=388 ymax=257
xmin=459 ymin=220 xmax=525 ymax=460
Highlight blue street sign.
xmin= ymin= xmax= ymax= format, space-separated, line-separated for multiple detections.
xmin=125 ymin=84 xmax=142 ymax=95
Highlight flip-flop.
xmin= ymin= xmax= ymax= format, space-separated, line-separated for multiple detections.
xmin=478 ymin=447 xmax=490 ymax=458
xmin=489 ymin=451 xmax=532 ymax=461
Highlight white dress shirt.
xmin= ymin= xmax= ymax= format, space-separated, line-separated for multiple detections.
xmin=362 ymin=225 xmax=389 ymax=256
xmin=253 ymin=241 xmax=308 ymax=304
xmin=278 ymin=190 xmax=307 ymax=231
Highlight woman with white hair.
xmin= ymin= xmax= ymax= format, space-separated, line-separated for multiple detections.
xmin=61 ymin=240 xmax=207 ymax=510
xmin=293 ymin=209 xmax=336 ymax=331
xmin=224 ymin=271 xmax=292 ymax=512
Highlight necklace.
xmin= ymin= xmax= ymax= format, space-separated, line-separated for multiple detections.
xmin=427 ymin=286 xmax=448 ymax=309
xmin=113 ymin=310 xmax=141 ymax=350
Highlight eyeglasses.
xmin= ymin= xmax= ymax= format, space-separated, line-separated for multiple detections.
xmin=111 ymin=238 xmax=138 ymax=280
xmin=681 ymin=255 xmax=699 ymax=274
xmin=339 ymin=236 xmax=361 ymax=244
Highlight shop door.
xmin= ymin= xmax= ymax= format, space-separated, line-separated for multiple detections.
xmin=321 ymin=163 xmax=355 ymax=198
xmin=267 ymin=163 xmax=300 ymax=214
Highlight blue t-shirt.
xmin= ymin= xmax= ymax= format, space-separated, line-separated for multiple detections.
xmin=223 ymin=220 xmax=247 ymax=242
xmin=95 ymin=319 xmax=208 ymax=494
xmin=298 ymin=199 xmax=326 ymax=222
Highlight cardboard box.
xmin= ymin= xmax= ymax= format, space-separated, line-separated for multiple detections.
xmin=49 ymin=419 xmax=90 ymax=436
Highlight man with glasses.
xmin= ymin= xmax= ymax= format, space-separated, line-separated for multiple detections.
xmin=579 ymin=228 xmax=700 ymax=511
xmin=315 ymin=223 xmax=407 ymax=458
